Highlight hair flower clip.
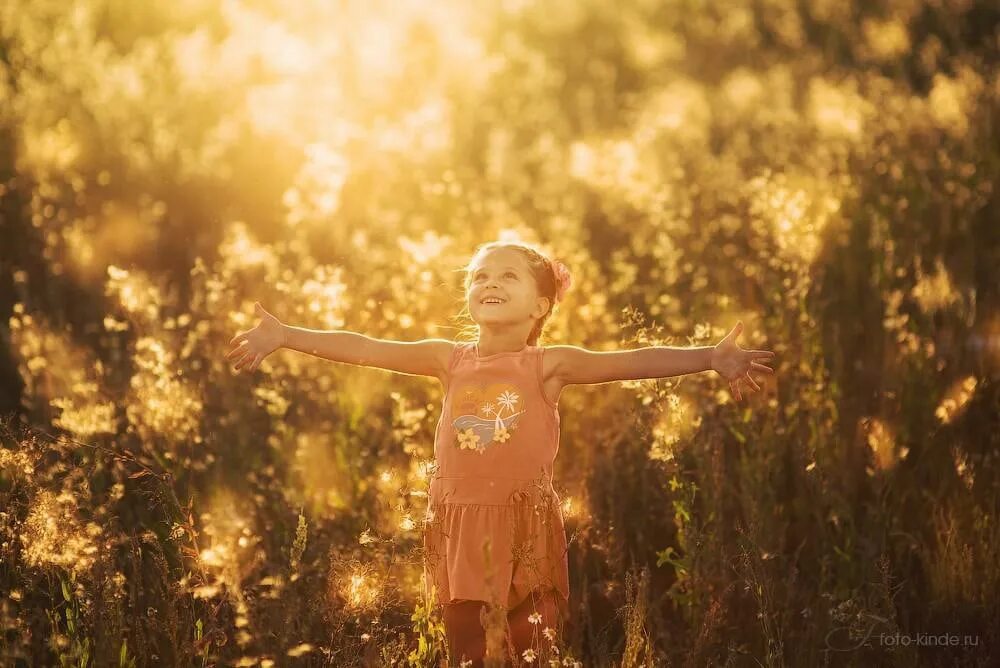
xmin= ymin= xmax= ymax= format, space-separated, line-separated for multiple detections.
xmin=551 ymin=259 xmax=572 ymax=303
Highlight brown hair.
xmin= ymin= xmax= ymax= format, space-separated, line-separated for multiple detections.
xmin=460 ymin=241 xmax=572 ymax=346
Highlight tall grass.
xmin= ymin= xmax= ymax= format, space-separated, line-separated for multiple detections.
xmin=1 ymin=0 xmax=998 ymax=665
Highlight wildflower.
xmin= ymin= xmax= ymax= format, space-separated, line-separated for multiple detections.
xmin=528 ymin=611 xmax=543 ymax=625
xmin=543 ymin=626 xmax=556 ymax=641
xmin=522 ymin=648 xmax=536 ymax=663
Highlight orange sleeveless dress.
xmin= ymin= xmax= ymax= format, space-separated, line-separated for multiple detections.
xmin=422 ymin=341 xmax=570 ymax=616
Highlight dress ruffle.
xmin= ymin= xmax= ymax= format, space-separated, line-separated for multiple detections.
xmin=422 ymin=477 xmax=569 ymax=614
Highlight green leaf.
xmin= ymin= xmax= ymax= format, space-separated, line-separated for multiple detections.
xmin=656 ymin=546 xmax=689 ymax=575
xmin=656 ymin=546 xmax=676 ymax=567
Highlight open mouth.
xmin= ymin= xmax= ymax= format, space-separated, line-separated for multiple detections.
xmin=481 ymin=298 xmax=506 ymax=305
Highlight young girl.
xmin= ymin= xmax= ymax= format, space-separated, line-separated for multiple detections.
xmin=226 ymin=240 xmax=775 ymax=666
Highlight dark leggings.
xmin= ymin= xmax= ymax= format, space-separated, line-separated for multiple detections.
xmin=442 ymin=587 xmax=563 ymax=666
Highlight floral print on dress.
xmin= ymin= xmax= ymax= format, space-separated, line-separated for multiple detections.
xmin=450 ymin=383 xmax=526 ymax=454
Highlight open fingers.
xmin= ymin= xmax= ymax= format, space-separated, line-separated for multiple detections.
xmin=249 ymin=353 xmax=263 ymax=372
xmin=751 ymin=361 xmax=774 ymax=374
xmin=229 ymin=331 xmax=247 ymax=347
xmin=226 ymin=341 xmax=248 ymax=361
xmin=233 ymin=350 xmax=253 ymax=371
xmin=750 ymin=350 xmax=775 ymax=360
xmin=744 ymin=372 xmax=761 ymax=392
xmin=730 ymin=379 xmax=743 ymax=402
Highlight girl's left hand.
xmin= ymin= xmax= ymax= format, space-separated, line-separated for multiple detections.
xmin=710 ymin=321 xmax=775 ymax=402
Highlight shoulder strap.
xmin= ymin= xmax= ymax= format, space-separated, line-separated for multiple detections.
xmin=447 ymin=341 xmax=471 ymax=374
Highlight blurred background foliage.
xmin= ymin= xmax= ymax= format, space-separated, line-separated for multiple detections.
xmin=1 ymin=0 xmax=998 ymax=665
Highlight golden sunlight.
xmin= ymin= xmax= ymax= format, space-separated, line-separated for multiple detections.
xmin=21 ymin=490 xmax=101 ymax=575
xmin=935 ymin=375 xmax=978 ymax=425
xmin=3 ymin=0 xmax=997 ymax=663
xmin=9 ymin=307 xmax=113 ymax=428
xmin=105 ymin=265 xmax=162 ymax=323
xmin=649 ymin=393 xmax=701 ymax=463
xmin=748 ymin=172 xmax=842 ymax=265
xmin=343 ymin=569 xmax=380 ymax=609
xmin=808 ymin=77 xmax=871 ymax=139
xmin=864 ymin=417 xmax=899 ymax=473
xmin=197 ymin=487 xmax=260 ymax=591
xmin=288 ymin=432 xmax=351 ymax=517
xmin=862 ymin=18 xmax=911 ymax=62
xmin=911 ymin=258 xmax=960 ymax=314
xmin=126 ymin=336 xmax=204 ymax=444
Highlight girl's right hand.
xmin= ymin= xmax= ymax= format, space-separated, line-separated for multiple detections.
xmin=226 ymin=302 xmax=285 ymax=373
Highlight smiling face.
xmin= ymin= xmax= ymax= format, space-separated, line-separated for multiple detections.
xmin=466 ymin=247 xmax=550 ymax=328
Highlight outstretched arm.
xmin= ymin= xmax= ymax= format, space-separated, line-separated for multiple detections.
xmin=548 ymin=321 xmax=775 ymax=402
xmin=226 ymin=302 xmax=454 ymax=380
xmin=548 ymin=344 xmax=714 ymax=384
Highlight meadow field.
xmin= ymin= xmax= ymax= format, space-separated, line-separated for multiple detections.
xmin=1 ymin=0 xmax=998 ymax=665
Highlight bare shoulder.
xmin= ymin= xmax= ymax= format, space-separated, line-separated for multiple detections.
xmin=539 ymin=345 xmax=575 ymax=405
xmin=539 ymin=344 xmax=582 ymax=382
xmin=423 ymin=339 xmax=458 ymax=383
